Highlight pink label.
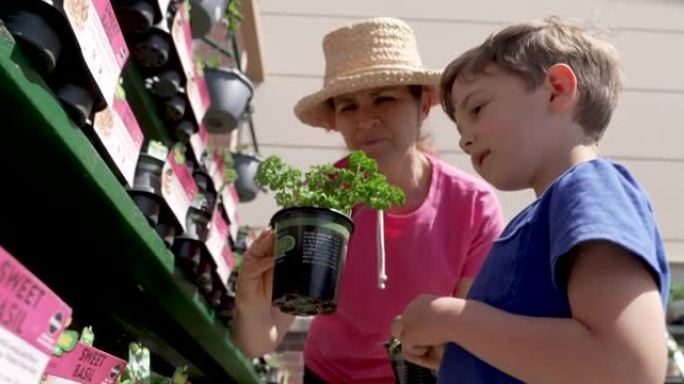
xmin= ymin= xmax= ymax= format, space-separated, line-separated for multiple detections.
xmin=161 ymin=155 xmax=199 ymax=230
xmin=45 ymin=342 xmax=126 ymax=384
xmin=222 ymin=245 xmax=236 ymax=270
xmin=0 ymin=246 xmax=72 ymax=355
xmin=221 ymin=186 xmax=239 ymax=241
xmin=189 ymin=132 xmax=208 ymax=166
xmin=93 ymin=0 xmax=128 ymax=69
xmin=171 ymin=3 xmax=208 ymax=124
xmin=63 ymin=0 xmax=129 ymax=105
xmin=206 ymin=208 xmax=230 ymax=283
xmin=205 ymin=149 xmax=225 ymax=192
xmin=93 ymin=98 xmax=145 ymax=187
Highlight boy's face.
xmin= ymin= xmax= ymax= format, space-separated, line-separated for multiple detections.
xmin=449 ymin=65 xmax=560 ymax=191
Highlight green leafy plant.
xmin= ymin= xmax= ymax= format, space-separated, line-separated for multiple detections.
xmin=224 ymin=0 xmax=242 ymax=33
xmin=255 ymin=150 xmax=405 ymax=213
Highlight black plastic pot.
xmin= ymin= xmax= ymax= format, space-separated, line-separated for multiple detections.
xmin=233 ymin=152 xmax=262 ymax=203
xmin=172 ymin=237 xmax=203 ymax=274
xmin=114 ymin=0 xmax=157 ymax=35
xmin=1 ymin=9 xmax=61 ymax=74
xmin=202 ymin=67 xmax=254 ymax=134
xmin=386 ymin=341 xmax=437 ymax=384
xmin=185 ymin=205 xmax=212 ymax=242
xmin=270 ymin=207 xmax=354 ymax=316
xmin=131 ymin=25 xmax=171 ymax=69
xmin=195 ymin=257 xmax=215 ymax=294
xmin=145 ymin=69 xmax=182 ymax=98
xmin=172 ymin=119 xmax=197 ymax=143
xmin=163 ymin=95 xmax=186 ymax=122
xmin=193 ymin=168 xmax=217 ymax=209
xmin=189 ymin=0 xmax=230 ymax=38
xmin=154 ymin=207 xmax=179 ymax=248
xmin=56 ymin=83 xmax=96 ymax=127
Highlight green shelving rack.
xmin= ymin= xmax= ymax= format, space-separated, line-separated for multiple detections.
xmin=0 ymin=23 xmax=260 ymax=384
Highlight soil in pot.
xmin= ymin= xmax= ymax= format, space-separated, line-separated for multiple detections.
xmin=270 ymin=206 xmax=354 ymax=316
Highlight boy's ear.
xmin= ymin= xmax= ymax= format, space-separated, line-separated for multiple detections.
xmin=545 ymin=63 xmax=578 ymax=113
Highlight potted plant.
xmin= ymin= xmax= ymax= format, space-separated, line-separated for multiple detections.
xmin=255 ymin=151 xmax=405 ymax=316
xmin=385 ymin=337 xmax=437 ymax=384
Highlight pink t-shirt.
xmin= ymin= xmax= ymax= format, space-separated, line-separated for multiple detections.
xmin=304 ymin=155 xmax=504 ymax=383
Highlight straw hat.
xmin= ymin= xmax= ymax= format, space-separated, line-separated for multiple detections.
xmin=294 ymin=17 xmax=442 ymax=129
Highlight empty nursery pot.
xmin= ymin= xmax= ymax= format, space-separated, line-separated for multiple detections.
xmin=145 ymin=69 xmax=182 ymax=98
xmin=162 ymin=95 xmax=186 ymax=122
xmin=154 ymin=206 xmax=180 ymax=248
xmin=2 ymin=8 xmax=62 ymax=74
xmin=195 ymin=257 xmax=215 ymax=295
xmin=131 ymin=26 xmax=170 ymax=69
xmin=114 ymin=0 xmax=156 ymax=35
xmin=189 ymin=0 xmax=230 ymax=38
xmin=193 ymin=168 xmax=217 ymax=209
xmin=128 ymin=153 xmax=165 ymax=224
xmin=171 ymin=237 xmax=203 ymax=274
xmin=386 ymin=340 xmax=437 ymax=384
xmin=270 ymin=207 xmax=354 ymax=316
xmin=185 ymin=205 xmax=212 ymax=242
xmin=171 ymin=119 xmax=196 ymax=143
xmin=233 ymin=152 xmax=262 ymax=203
xmin=56 ymin=83 xmax=95 ymax=127
xmin=202 ymin=67 xmax=254 ymax=134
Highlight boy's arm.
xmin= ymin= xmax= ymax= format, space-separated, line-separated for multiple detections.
xmin=395 ymin=240 xmax=667 ymax=383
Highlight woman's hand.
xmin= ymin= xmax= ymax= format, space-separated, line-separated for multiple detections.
xmin=236 ymin=229 xmax=276 ymax=308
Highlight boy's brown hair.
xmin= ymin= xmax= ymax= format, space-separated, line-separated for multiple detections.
xmin=440 ymin=16 xmax=622 ymax=141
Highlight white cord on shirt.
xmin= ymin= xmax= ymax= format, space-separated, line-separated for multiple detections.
xmin=377 ymin=209 xmax=387 ymax=289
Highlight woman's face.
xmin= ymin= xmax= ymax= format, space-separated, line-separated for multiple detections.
xmin=331 ymin=86 xmax=431 ymax=164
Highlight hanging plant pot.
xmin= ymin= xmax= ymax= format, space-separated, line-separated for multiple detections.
xmin=202 ymin=67 xmax=254 ymax=134
xmin=270 ymin=207 xmax=354 ymax=316
xmin=114 ymin=0 xmax=156 ymax=35
xmin=233 ymin=152 xmax=262 ymax=203
xmin=386 ymin=339 xmax=437 ymax=384
xmin=1 ymin=9 xmax=62 ymax=74
xmin=189 ymin=0 xmax=230 ymax=38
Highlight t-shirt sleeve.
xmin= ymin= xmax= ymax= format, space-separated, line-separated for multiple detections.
xmin=548 ymin=162 xmax=663 ymax=291
xmin=463 ymin=187 xmax=505 ymax=277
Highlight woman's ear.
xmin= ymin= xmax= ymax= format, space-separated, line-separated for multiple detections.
xmin=419 ymin=86 xmax=435 ymax=121
xmin=546 ymin=63 xmax=578 ymax=113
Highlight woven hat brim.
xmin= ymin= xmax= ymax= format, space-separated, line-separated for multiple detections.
xmin=294 ymin=69 xmax=442 ymax=129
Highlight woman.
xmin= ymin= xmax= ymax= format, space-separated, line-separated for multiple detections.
xmin=232 ymin=17 xmax=504 ymax=383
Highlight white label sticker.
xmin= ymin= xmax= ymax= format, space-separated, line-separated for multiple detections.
xmin=0 ymin=326 xmax=50 ymax=384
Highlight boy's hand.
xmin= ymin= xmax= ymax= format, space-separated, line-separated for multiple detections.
xmin=391 ymin=295 xmax=464 ymax=367
xmin=236 ymin=230 xmax=276 ymax=308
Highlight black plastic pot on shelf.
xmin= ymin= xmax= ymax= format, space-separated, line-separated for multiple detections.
xmin=131 ymin=23 xmax=171 ymax=69
xmin=202 ymin=67 xmax=254 ymax=134
xmin=233 ymin=152 xmax=262 ymax=203
xmin=1 ymin=2 xmax=107 ymax=126
xmin=386 ymin=340 xmax=437 ymax=384
xmin=185 ymin=205 xmax=212 ymax=242
xmin=193 ymin=168 xmax=217 ymax=210
xmin=270 ymin=206 xmax=354 ymax=316
xmin=112 ymin=0 xmax=160 ymax=35
xmin=162 ymin=95 xmax=186 ymax=122
xmin=195 ymin=256 xmax=215 ymax=295
xmin=1 ymin=9 xmax=61 ymax=74
xmin=145 ymin=68 xmax=182 ymax=98
xmin=171 ymin=237 xmax=203 ymax=274
xmin=189 ymin=0 xmax=230 ymax=38
xmin=171 ymin=119 xmax=196 ymax=143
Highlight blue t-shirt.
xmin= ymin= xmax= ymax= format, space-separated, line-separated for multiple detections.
xmin=438 ymin=158 xmax=670 ymax=383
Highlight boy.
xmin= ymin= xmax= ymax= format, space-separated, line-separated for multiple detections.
xmin=391 ymin=16 xmax=670 ymax=383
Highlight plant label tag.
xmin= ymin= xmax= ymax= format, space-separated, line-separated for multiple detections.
xmin=93 ymin=96 xmax=145 ymax=187
xmin=44 ymin=342 xmax=127 ymax=384
xmin=171 ymin=2 xmax=209 ymax=125
xmin=162 ymin=154 xmax=198 ymax=231
xmin=63 ymin=0 xmax=129 ymax=105
xmin=0 ymin=246 xmax=72 ymax=384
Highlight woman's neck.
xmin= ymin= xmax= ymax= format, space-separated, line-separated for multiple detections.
xmin=378 ymin=149 xmax=432 ymax=214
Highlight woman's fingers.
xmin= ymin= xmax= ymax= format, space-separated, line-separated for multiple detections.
xmin=245 ymin=229 xmax=275 ymax=259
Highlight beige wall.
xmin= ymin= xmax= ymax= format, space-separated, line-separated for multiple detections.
xmin=238 ymin=0 xmax=684 ymax=276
